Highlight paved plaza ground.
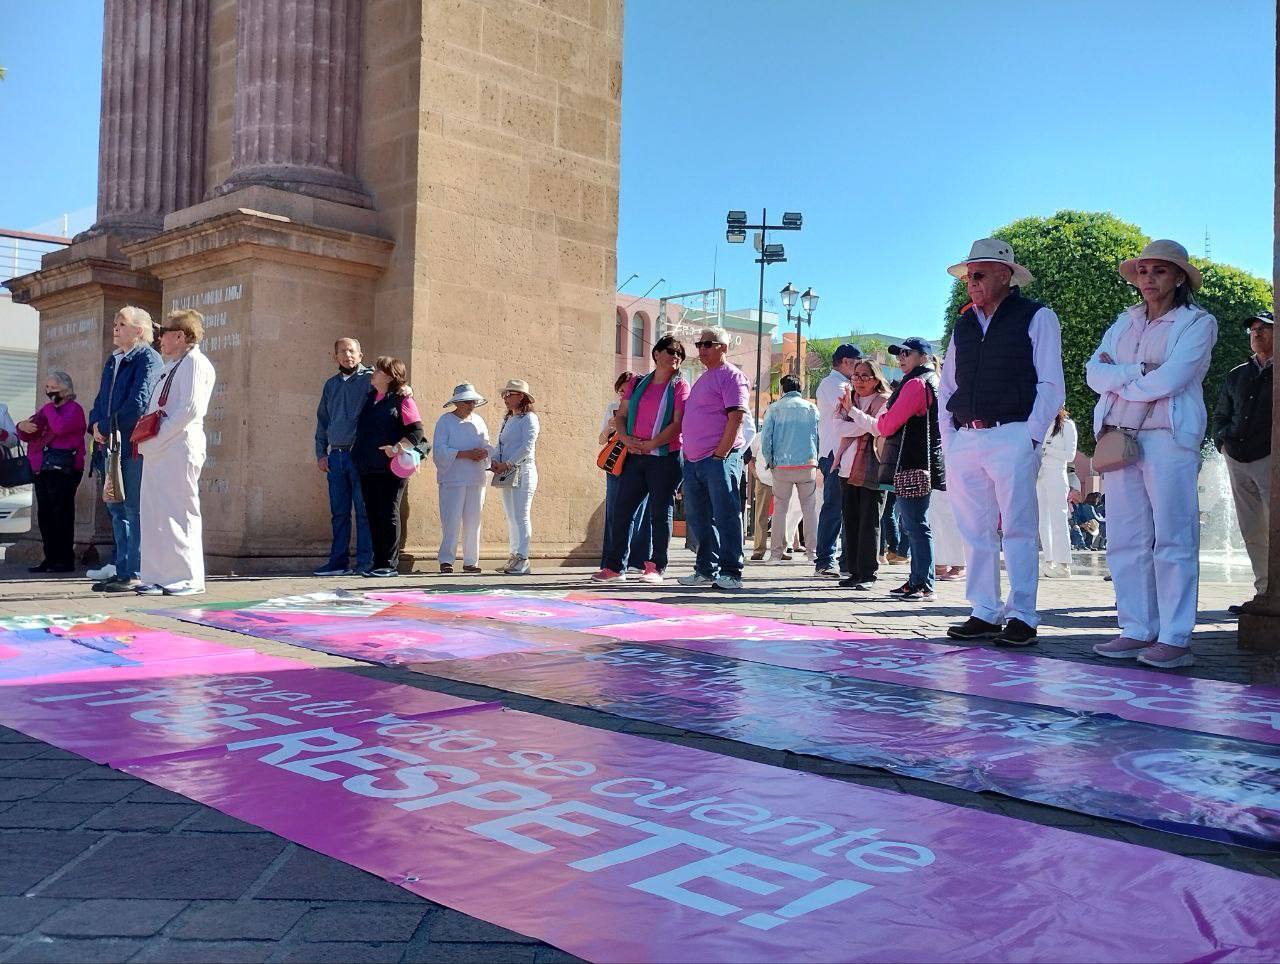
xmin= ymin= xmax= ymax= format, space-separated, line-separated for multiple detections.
xmin=0 ymin=549 xmax=1276 ymax=962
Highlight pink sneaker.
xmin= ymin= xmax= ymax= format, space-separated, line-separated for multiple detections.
xmin=1092 ymin=636 xmax=1152 ymax=659
xmin=590 ymin=568 xmax=625 ymax=583
xmin=1137 ymin=643 xmax=1195 ymax=669
xmin=638 ymin=562 xmax=663 ymax=584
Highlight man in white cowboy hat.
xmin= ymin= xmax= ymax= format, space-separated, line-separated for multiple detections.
xmin=1214 ymin=310 xmax=1273 ymax=614
xmin=938 ymin=237 xmax=1065 ymax=646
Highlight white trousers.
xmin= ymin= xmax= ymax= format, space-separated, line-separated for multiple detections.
xmin=770 ymin=467 xmax=819 ymax=556
xmin=438 ymin=483 xmax=486 ymax=566
xmin=1106 ymin=430 xmax=1200 ymax=647
xmin=139 ymin=442 xmax=206 ymax=591
xmin=1037 ymin=461 xmax=1073 ymax=565
xmin=945 ymin=422 xmax=1041 ymax=626
xmin=500 ymin=466 xmax=538 ymax=558
xmin=927 ymin=488 xmax=966 ymax=567
xmin=1226 ymin=453 xmax=1270 ymax=595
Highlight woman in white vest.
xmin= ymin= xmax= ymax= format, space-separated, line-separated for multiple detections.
xmin=1087 ymin=240 xmax=1218 ymax=669
xmin=136 ymin=310 xmax=217 ymax=595
xmin=432 ymin=383 xmax=490 ymax=573
xmin=489 ymin=379 xmax=539 ymax=575
xmin=1037 ymin=407 xmax=1078 ymax=578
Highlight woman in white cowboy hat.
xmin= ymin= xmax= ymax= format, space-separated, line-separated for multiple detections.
xmin=431 ymin=383 xmax=491 ymax=574
xmin=1087 ymin=239 xmax=1218 ymax=669
xmin=489 ymin=379 xmax=540 ymax=575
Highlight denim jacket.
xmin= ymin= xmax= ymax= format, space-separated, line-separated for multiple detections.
xmin=87 ymin=343 xmax=164 ymax=469
xmin=760 ymin=391 xmax=819 ymax=469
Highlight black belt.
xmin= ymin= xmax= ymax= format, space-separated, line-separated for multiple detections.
xmin=329 ymin=444 xmax=354 ymax=452
xmin=956 ymin=419 xmax=1022 ymax=430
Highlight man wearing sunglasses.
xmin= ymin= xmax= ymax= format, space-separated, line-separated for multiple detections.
xmin=937 ymin=238 xmax=1065 ymax=646
xmin=677 ymin=326 xmax=750 ymax=590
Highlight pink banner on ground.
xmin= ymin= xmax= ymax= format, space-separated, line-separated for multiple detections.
xmin=0 ymin=618 xmax=302 ymax=688
xmin=3 ymin=664 xmax=1278 ymax=962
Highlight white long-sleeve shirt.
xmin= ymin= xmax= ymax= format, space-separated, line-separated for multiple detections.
xmin=138 ymin=347 xmax=216 ymax=457
xmin=432 ymin=411 xmax=491 ymax=486
xmin=494 ymin=412 xmax=540 ymax=468
xmin=816 ymin=370 xmax=852 ymax=458
xmin=937 ymin=302 xmax=1066 ymax=446
xmin=1040 ymin=416 xmax=1078 ymax=467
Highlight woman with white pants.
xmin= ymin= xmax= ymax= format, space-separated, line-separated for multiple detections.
xmin=432 ymin=383 xmax=490 ymax=574
xmin=1087 ymin=240 xmax=1218 ymax=669
xmin=1037 ymin=409 xmax=1078 ymax=577
xmin=489 ymin=379 xmax=540 ymax=575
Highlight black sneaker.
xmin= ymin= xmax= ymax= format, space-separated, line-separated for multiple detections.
xmin=899 ymin=586 xmax=935 ymax=601
xmin=947 ymin=616 xmax=1003 ymax=640
xmin=814 ymin=566 xmax=840 ymax=578
xmin=994 ymin=618 xmax=1037 ymax=647
xmin=888 ymin=582 xmax=912 ymax=596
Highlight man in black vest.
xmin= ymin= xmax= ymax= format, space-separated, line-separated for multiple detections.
xmin=938 ymin=238 xmax=1066 ymax=646
xmin=1213 ymin=310 xmax=1273 ymax=613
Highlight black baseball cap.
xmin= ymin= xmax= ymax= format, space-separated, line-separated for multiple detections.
xmin=1245 ymin=311 xmax=1274 ymax=330
xmin=832 ymin=343 xmax=863 ymax=364
xmin=888 ymin=336 xmax=934 ymax=356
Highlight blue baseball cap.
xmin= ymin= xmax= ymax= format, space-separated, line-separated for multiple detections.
xmin=832 ymin=343 xmax=863 ymax=364
xmin=888 ymin=337 xmax=933 ymax=356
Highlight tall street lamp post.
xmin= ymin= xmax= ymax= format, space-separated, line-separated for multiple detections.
xmin=800 ymin=286 xmax=819 ymax=386
xmin=725 ymin=209 xmax=803 ymax=429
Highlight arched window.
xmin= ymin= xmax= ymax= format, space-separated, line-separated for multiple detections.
xmin=615 ymin=308 xmax=626 ymax=355
xmin=632 ymin=311 xmax=648 ymax=358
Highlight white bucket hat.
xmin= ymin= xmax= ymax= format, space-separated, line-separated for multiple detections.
xmin=500 ymin=378 xmax=535 ymax=403
xmin=1119 ymin=239 xmax=1202 ymax=292
xmin=444 ymin=382 xmax=487 ymax=408
xmin=948 ymin=238 xmax=1035 ymax=288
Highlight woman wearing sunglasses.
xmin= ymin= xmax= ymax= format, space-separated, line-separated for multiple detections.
xmin=592 ymin=335 xmax=689 ymax=584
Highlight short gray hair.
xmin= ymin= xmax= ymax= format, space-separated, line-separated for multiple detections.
xmin=698 ymin=326 xmax=731 ymax=348
xmin=47 ymin=370 xmax=76 ymax=399
xmin=116 ymin=306 xmax=154 ymax=346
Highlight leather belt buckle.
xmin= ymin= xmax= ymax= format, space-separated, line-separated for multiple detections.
xmin=964 ymin=419 xmax=1001 ymax=430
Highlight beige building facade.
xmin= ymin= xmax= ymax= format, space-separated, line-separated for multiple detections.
xmin=6 ymin=0 xmax=624 ymax=569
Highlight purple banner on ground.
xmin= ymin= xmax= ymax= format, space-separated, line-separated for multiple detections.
xmin=3 ymin=664 xmax=1279 ymax=962
xmin=415 ymin=641 xmax=1280 ymax=849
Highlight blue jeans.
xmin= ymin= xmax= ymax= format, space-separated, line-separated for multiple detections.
xmin=604 ymin=453 xmax=681 ymax=573
xmin=880 ymin=493 xmax=909 ymax=555
xmin=325 ymin=449 xmax=372 ymax=570
xmin=896 ymin=492 xmax=934 ymax=591
xmin=602 ymin=471 xmax=651 ymax=571
xmin=815 ymin=453 xmax=844 ymax=569
xmin=682 ymin=451 xmax=744 ymax=579
xmin=106 ymin=451 xmax=145 ymax=580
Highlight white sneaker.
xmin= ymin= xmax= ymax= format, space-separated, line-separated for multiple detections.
xmin=506 ymin=555 xmax=530 ymax=575
xmin=713 ymin=574 xmax=742 ymax=591
xmin=676 ymin=573 xmax=714 ymax=587
xmin=87 ymin=563 xmax=117 ymax=581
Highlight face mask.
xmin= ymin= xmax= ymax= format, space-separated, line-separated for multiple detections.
xmin=46 ymin=392 xmax=61 ymax=401
xmin=338 ymin=364 xmax=358 ymax=375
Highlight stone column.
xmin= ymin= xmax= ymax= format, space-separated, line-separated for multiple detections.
xmin=213 ymin=0 xmax=372 ymax=207
xmin=87 ymin=0 xmax=210 ymax=239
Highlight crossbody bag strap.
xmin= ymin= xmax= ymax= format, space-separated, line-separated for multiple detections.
xmin=156 ymin=354 xmax=185 ymax=408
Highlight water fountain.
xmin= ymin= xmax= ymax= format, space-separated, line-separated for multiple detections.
xmin=1197 ymin=445 xmax=1254 ymax=585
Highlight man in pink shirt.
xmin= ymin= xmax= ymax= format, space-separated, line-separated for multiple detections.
xmin=677 ymin=326 xmax=750 ymax=590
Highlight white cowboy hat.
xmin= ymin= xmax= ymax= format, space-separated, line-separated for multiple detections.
xmin=947 ymin=238 xmax=1035 ymax=288
xmin=500 ymin=378 xmax=535 ymax=403
xmin=444 ymin=382 xmax=487 ymax=408
xmin=1119 ymin=239 xmax=1202 ymax=292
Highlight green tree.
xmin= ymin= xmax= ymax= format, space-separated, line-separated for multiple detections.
xmin=942 ymin=210 xmax=1271 ymax=451
xmin=802 ymin=333 xmax=889 ymax=397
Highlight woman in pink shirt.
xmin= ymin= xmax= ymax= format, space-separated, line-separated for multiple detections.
xmin=593 ymin=335 xmax=690 ymax=584
xmin=17 ymin=371 xmax=88 ymax=573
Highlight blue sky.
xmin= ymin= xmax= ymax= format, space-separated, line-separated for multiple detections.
xmin=2 ymin=1 xmax=1274 ymax=341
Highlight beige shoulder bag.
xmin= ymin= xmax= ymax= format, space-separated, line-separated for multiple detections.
xmin=1091 ymin=403 xmax=1151 ymax=474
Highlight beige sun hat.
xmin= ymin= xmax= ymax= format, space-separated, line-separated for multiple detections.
xmin=1119 ymin=239 xmax=1202 ymax=292
xmin=501 ymin=378 xmax=534 ymax=403
xmin=444 ymin=382 xmax=487 ymax=408
xmin=947 ymin=237 xmax=1035 ymax=288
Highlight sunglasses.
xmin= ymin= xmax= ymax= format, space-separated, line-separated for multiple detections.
xmin=659 ymin=347 xmax=684 ymax=358
xmin=896 ymin=349 xmax=915 ymax=358
xmin=159 ymin=326 xmax=185 ymax=334
xmin=852 ymin=373 xmax=876 ymax=380
xmin=967 ymin=271 xmax=989 ymax=283
xmin=693 ymin=340 xmax=722 ymax=349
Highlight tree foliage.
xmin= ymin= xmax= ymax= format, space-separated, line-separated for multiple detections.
xmin=941 ymin=210 xmax=1271 ymax=451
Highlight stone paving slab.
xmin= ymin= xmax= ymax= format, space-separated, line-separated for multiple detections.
xmin=0 ymin=553 xmax=1275 ymax=961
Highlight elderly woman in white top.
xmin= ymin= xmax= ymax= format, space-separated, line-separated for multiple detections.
xmin=1087 ymin=240 xmax=1218 ymax=669
xmin=489 ymin=379 xmax=540 ymax=575
xmin=136 ymin=309 xmax=217 ymax=595
xmin=432 ymin=383 xmax=491 ymax=573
